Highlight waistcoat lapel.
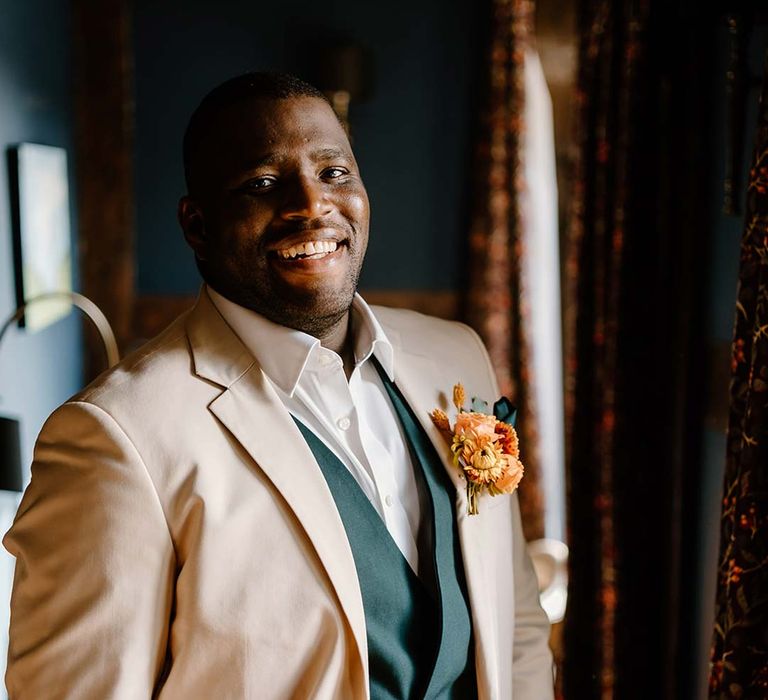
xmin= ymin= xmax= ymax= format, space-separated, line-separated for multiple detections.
xmin=388 ymin=342 xmax=500 ymax=700
xmin=185 ymin=290 xmax=368 ymax=693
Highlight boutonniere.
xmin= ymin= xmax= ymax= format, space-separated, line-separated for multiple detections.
xmin=430 ymin=383 xmax=524 ymax=516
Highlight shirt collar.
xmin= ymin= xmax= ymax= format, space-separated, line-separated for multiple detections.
xmin=206 ymin=286 xmax=395 ymax=396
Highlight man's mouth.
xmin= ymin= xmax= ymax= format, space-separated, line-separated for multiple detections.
xmin=273 ymin=239 xmax=345 ymax=261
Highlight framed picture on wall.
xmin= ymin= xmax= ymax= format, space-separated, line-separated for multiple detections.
xmin=7 ymin=143 xmax=73 ymax=332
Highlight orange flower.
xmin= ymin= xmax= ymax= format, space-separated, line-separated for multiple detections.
xmin=495 ymin=455 xmax=524 ymax=494
xmin=724 ymin=558 xmax=743 ymax=584
xmin=431 ymin=384 xmax=525 ymax=515
xmin=494 ymin=421 xmax=519 ymax=456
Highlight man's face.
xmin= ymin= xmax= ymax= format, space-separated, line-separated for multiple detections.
xmin=180 ymin=96 xmax=369 ymax=335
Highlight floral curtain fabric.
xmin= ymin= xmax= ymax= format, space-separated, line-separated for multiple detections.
xmin=709 ymin=56 xmax=768 ymax=699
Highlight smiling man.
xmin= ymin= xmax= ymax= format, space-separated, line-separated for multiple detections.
xmin=4 ymin=73 xmax=553 ymax=699
xmin=178 ymin=81 xmax=369 ymax=362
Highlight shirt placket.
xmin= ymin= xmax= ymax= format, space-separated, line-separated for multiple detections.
xmin=297 ymin=355 xmax=381 ymax=506
xmin=349 ymin=368 xmax=420 ymax=571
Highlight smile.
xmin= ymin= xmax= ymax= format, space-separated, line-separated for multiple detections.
xmin=276 ymin=240 xmax=341 ymax=261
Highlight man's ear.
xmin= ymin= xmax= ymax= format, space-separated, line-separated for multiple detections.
xmin=178 ymin=196 xmax=208 ymax=260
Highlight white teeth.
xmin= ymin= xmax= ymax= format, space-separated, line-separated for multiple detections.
xmin=276 ymin=240 xmax=340 ymax=260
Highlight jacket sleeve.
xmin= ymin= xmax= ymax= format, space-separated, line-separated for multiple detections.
xmin=3 ymin=401 xmax=175 ymax=699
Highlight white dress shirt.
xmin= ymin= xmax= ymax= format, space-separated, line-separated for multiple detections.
xmin=207 ymin=286 xmax=423 ymax=573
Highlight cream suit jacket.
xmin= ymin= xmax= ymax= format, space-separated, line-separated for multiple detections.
xmin=4 ymin=290 xmax=553 ymax=699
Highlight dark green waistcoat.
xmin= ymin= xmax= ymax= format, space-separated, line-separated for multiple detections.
xmin=293 ymin=363 xmax=477 ymax=700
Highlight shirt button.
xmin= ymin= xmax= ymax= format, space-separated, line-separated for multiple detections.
xmin=384 ymin=494 xmax=393 ymax=507
xmin=319 ymin=353 xmax=335 ymax=366
xmin=337 ymin=416 xmax=351 ymax=430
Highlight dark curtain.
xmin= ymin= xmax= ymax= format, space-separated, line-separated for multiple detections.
xmin=464 ymin=0 xmax=545 ymax=541
xmin=563 ymin=1 xmax=715 ymax=697
xmin=709 ymin=55 xmax=768 ymax=700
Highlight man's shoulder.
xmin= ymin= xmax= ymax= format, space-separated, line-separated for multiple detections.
xmin=371 ymin=304 xmax=484 ymax=353
xmin=370 ymin=304 xmax=499 ymax=398
xmin=73 ymin=310 xmax=194 ymax=411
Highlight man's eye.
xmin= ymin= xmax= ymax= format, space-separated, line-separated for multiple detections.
xmin=243 ymin=176 xmax=276 ymax=190
xmin=322 ymin=167 xmax=348 ymax=179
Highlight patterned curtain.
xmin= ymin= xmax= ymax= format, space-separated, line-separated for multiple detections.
xmin=709 ymin=56 xmax=768 ymax=699
xmin=561 ymin=0 xmax=688 ymax=696
xmin=561 ymin=3 xmax=632 ymax=693
xmin=464 ymin=0 xmax=544 ymax=541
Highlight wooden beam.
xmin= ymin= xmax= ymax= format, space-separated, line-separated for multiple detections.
xmin=72 ymin=0 xmax=134 ymax=372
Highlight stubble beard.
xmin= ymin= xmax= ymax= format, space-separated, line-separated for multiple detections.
xmin=255 ymin=282 xmax=356 ymax=337
xmin=204 ymin=249 xmax=363 ymax=339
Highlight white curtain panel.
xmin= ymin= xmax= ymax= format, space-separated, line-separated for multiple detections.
xmin=521 ymin=48 xmax=566 ymax=543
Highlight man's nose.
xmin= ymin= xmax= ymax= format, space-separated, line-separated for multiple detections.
xmin=279 ymin=176 xmax=333 ymax=220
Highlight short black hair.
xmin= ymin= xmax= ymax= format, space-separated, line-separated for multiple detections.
xmin=182 ymin=71 xmax=330 ymax=193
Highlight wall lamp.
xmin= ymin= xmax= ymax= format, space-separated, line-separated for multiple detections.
xmin=0 ymin=291 xmax=119 ymax=491
xmin=310 ymin=42 xmax=374 ymax=133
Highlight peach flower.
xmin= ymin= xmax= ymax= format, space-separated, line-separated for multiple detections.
xmin=495 ymin=455 xmax=524 ymax=494
xmin=454 ymin=411 xmax=499 ymax=441
xmin=430 ymin=385 xmax=525 ymax=515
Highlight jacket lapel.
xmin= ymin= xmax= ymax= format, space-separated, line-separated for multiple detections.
xmin=388 ymin=339 xmax=500 ymax=700
xmin=185 ymin=291 xmax=369 ymax=691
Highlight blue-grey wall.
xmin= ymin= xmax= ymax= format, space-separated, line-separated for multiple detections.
xmin=133 ymin=0 xmax=481 ymax=295
xmin=0 ymin=0 xmax=81 ymax=478
xmin=0 ymin=1 xmax=81 ymax=690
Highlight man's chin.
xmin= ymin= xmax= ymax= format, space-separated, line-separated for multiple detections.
xmin=256 ymin=286 xmax=357 ymax=336
xmin=271 ymin=304 xmax=352 ymax=337
xmin=205 ymin=269 xmax=359 ymax=336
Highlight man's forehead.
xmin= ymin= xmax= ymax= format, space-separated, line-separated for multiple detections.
xmin=217 ymin=96 xmax=341 ymax=133
xmin=209 ymin=97 xmax=352 ymax=157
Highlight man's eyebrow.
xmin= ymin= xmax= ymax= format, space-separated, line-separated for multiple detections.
xmin=241 ymin=153 xmax=280 ymax=170
xmin=238 ymin=147 xmax=352 ymax=171
xmin=309 ymin=147 xmax=353 ymax=161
